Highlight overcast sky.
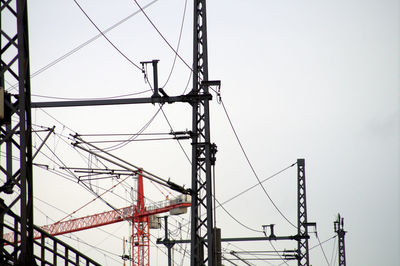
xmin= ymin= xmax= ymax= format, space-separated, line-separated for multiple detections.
xmin=3 ymin=0 xmax=398 ymax=265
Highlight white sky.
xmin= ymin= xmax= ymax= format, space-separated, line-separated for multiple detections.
xmin=2 ymin=0 xmax=399 ymax=265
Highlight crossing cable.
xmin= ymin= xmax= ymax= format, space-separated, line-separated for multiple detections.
xmin=33 ymin=202 xmax=123 ymax=263
xmin=268 ymin=240 xmax=290 ymax=266
xmin=218 ymin=162 xmax=297 ymax=207
xmin=72 ymin=135 xmax=190 ymax=195
xmin=215 ymin=198 xmax=262 ymax=233
xmin=316 ymin=232 xmax=331 ymax=266
xmin=160 ymin=0 xmax=188 ymax=89
xmin=132 ymin=0 xmax=193 ymax=72
xmin=72 ymin=0 xmax=143 ymax=71
xmin=211 ymin=162 xmax=297 ymax=233
xmin=275 ymin=235 xmax=337 ymax=266
xmin=219 ymin=99 xmax=297 ymax=229
xmin=101 ymin=106 xmax=162 ymax=152
xmin=35 ymin=133 xmax=127 ymax=219
xmin=329 ymin=236 xmax=337 ymax=266
xmin=34 ymin=196 xmax=123 ymax=243
xmin=54 ymin=175 xmax=132 ymax=224
xmin=30 ymin=0 xmax=160 ymax=82
xmin=142 ymin=71 xmax=192 ymax=164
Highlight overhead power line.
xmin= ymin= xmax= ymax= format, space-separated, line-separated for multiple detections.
xmin=132 ymin=0 xmax=193 ymax=72
xmin=72 ymin=0 xmax=142 ymax=71
xmin=220 ymin=99 xmax=297 ymax=228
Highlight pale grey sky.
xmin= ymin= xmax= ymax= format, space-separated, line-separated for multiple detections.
xmin=3 ymin=0 xmax=398 ymax=265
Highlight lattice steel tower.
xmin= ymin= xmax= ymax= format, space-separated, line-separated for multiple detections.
xmin=297 ymin=159 xmax=310 ymax=266
xmin=190 ymin=0 xmax=216 ymax=265
xmin=0 ymin=0 xmax=34 ymax=264
xmin=334 ymin=214 xmax=346 ymax=266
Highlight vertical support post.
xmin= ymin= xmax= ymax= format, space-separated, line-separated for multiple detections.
xmin=0 ymin=0 xmax=34 ymax=264
xmin=162 ymin=216 xmax=175 ymax=266
xmin=190 ymin=0 xmax=215 ymax=265
xmin=297 ymin=159 xmax=310 ymax=266
xmin=213 ymin=227 xmax=222 ymax=266
xmin=151 ymin=60 xmax=160 ymax=98
xmin=334 ymin=214 xmax=346 ymax=266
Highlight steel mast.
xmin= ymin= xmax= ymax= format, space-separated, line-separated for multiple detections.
xmin=0 ymin=0 xmax=34 ymax=264
xmin=190 ymin=0 xmax=216 ymax=265
xmin=334 ymin=214 xmax=346 ymax=266
xmin=297 ymin=159 xmax=310 ymax=266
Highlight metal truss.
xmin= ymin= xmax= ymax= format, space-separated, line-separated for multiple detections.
xmin=334 ymin=214 xmax=346 ymax=266
xmin=297 ymin=159 xmax=310 ymax=266
xmin=189 ymin=0 xmax=216 ymax=265
xmin=0 ymin=0 xmax=34 ymax=264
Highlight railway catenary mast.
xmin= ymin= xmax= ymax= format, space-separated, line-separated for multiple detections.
xmin=334 ymin=214 xmax=346 ymax=266
xmin=190 ymin=0 xmax=217 ymax=265
xmin=0 ymin=0 xmax=35 ymax=264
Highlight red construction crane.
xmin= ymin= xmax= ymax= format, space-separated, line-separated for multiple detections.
xmin=3 ymin=172 xmax=191 ymax=265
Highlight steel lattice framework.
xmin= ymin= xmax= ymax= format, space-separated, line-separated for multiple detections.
xmin=190 ymin=0 xmax=215 ymax=265
xmin=297 ymin=159 xmax=310 ymax=266
xmin=334 ymin=214 xmax=346 ymax=266
xmin=0 ymin=0 xmax=35 ymax=264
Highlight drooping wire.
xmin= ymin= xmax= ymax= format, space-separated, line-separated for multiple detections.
xmin=316 ymin=232 xmax=331 ymax=266
xmin=102 ymin=105 xmax=163 ymax=152
xmin=219 ymin=162 xmax=296 ymax=207
xmin=269 ymin=241 xmax=290 ymax=266
xmin=131 ymin=0 xmax=193 ymax=72
xmin=31 ymin=90 xmax=151 ymax=101
xmin=143 ymin=71 xmax=191 ymax=164
xmin=330 ymin=236 xmax=337 ymax=266
xmin=160 ymin=0 xmax=188 ymax=89
xmin=276 ymin=236 xmax=337 ymax=266
xmin=30 ymin=0 xmax=160 ymax=80
xmin=72 ymin=0 xmax=142 ymax=71
xmin=220 ymin=99 xmax=297 ymax=229
xmin=34 ymin=198 xmax=124 ymax=262
xmin=54 ymin=175 xmax=132 ymax=224
xmin=215 ymin=198 xmax=262 ymax=233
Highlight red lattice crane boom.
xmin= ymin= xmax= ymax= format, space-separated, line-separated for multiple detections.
xmin=3 ymin=173 xmax=191 ymax=266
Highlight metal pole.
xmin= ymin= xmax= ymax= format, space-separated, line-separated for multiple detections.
xmin=1 ymin=0 xmax=34 ymax=264
xmin=334 ymin=214 xmax=346 ymax=266
xmin=297 ymin=159 xmax=310 ymax=266
xmin=190 ymin=0 xmax=215 ymax=265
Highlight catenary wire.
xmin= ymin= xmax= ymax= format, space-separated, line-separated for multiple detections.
xmin=102 ymin=105 xmax=162 ymax=152
xmin=34 ymin=149 xmax=181 ymax=263
xmin=32 ymin=0 xmax=159 ymax=79
xmin=220 ymin=99 xmax=297 ymax=229
xmin=214 ymin=197 xmax=262 ymax=233
xmin=31 ymin=89 xmax=151 ymax=101
xmin=6 ymin=1 xmax=160 ymax=92
xmin=316 ymin=232 xmax=331 ymax=266
xmin=132 ymin=0 xmax=193 ymax=72
xmin=269 ymin=240 xmax=290 ymax=266
xmin=330 ymin=236 xmax=337 ymax=266
xmin=160 ymin=0 xmax=188 ymax=89
xmin=72 ymin=0 xmax=142 ymax=71
xmin=276 ymin=235 xmax=337 ymax=266
xmin=219 ymin=162 xmax=296 ymax=207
